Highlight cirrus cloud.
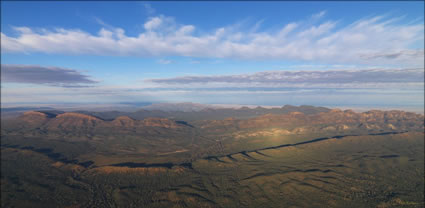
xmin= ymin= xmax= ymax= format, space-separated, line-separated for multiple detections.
xmin=1 ymin=13 xmax=423 ymax=66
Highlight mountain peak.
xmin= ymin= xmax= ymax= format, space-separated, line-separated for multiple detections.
xmin=19 ymin=111 xmax=51 ymax=125
xmin=22 ymin=111 xmax=49 ymax=117
xmin=111 ymin=116 xmax=136 ymax=127
xmin=56 ymin=112 xmax=102 ymax=121
xmin=46 ymin=112 xmax=103 ymax=131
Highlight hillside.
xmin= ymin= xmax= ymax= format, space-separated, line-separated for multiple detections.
xmin=1 ymin=107 xmax=424 ymax=207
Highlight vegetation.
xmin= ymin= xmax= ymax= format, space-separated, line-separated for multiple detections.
xmin=1 ymin=107 xmax=424 ymax=207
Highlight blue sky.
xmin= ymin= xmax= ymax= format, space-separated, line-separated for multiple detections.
xmin=1 ymin=2 xmax=424 ymax=111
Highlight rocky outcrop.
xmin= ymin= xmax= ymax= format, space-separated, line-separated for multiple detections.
xmin=47 ymin=113 xmax=103 ymax=131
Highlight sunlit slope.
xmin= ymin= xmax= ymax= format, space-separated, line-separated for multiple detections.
xmin=197 ymin=109 xmax=424 ymax=154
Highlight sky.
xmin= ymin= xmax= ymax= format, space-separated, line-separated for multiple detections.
xmin=1 ymin=1 xmax=424 ymax=112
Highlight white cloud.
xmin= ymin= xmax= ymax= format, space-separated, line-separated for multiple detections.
xmin=12 ymin=26 xmax=33 ymax=34
xmin=158 ymin=59 xmax=172 ymax=64
xmin=312 ymin=11 xmax=327 ymax=20
xmin=176 ymin=25 xmax=195 ymax=35
xmin=144 ymin=17 xmax=162 ymax=30
xmin=94 ymin=17 xmax=113 ymax=29
xmin=298 ymin=21 xmax=336 ymax=37
xmin=1 ymin=13 xmax=423 ymax=66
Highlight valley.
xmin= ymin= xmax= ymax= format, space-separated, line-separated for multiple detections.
xmin=1 ymin=106 xmax=424 ymax=207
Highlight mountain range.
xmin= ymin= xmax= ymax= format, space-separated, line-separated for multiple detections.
xmin=1 ymin=105 xmax=424 ymax=208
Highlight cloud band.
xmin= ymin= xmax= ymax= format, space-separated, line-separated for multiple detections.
xmin=1 ymin=64 xmax=98 ymax=87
